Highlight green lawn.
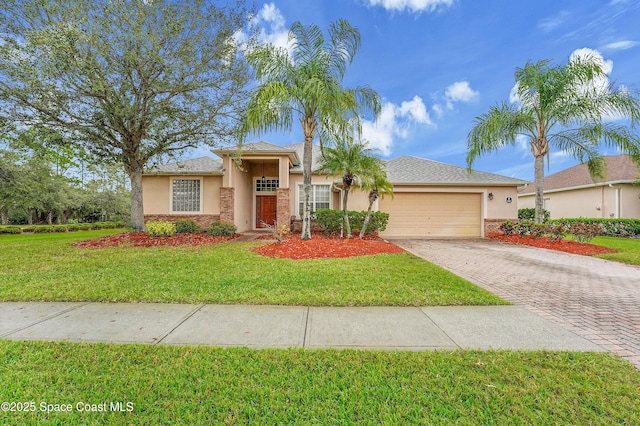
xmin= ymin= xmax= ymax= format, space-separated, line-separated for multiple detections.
xmin=0 ymin=231 xmax=505 ymax=306
xmin=592 ymin=236 xmax=640 ymax=266
xmin=1 ymin=341 xmax=638 ymax=425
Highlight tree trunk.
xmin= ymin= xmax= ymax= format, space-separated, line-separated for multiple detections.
xmin=359 ymin=196 xmax=376 ymax=239
xmin=534 ymin=154 xmax=545 ymax=224
xmin=0 ymin=209 xmax=7 ymax=225
xmin=128 ymin=166 xmax=147 ymax=232
xmin=300 ymin=116 xmax=317 ymax=240
xmin=47 ymin=211 xmax=53 ymax=225
xmin=342 ymin=187 xmax=351 ymax=238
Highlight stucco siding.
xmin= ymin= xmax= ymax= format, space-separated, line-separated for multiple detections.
xmin=142 ymin=176 xmax=170 ymax=214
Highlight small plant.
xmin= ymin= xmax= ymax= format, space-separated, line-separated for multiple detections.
xmin=545 ymin=223 xmax=567 ymax=242
xmin=53 ymin=225 xmax=68 ymax=233
xmin=206 ymin=221 xmax=236 ymax=237
xmin=515 ymin=220 xmax=533 ymax=237
xmin=67 ymin=224 xmax=80 ymax=232
xmin=570 ymin=223 xmax=602 ymax=244
xmin=261 ymin=221 xmax=289 ymax=242
xmin=499 ymin=220 xmax=516 ymax=236
xmin=530 ymin=223 xmax=546 ymax=238
xmin=147 ymin=221 xmax=177 ymax=237
xmin=175 ymin=219 xmax=201 ymax=234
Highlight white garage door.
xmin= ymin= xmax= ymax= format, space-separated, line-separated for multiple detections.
xmin=379 ymin=192 xmax=482 ymax=237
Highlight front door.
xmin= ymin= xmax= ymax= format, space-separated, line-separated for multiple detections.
xmin=256 ymin=196 xmax=277 ymax=228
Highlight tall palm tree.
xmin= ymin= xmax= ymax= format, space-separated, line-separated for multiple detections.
xmin=467 ymin=53 xmax=640 ymax=223
xmin=318 ymin=138 xmax=384 ymax=238
xmin=241 ymin=19 xmax=381 ymax=239
xmin=358 ymin=170 xmax=393 ymax=239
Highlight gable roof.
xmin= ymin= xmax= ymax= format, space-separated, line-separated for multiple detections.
xmin=146 ymin=157 xmax=223 ymax=175
xmin=519 ymin=155 xmax=640 ymax=195
xmin=385 ymin=156 xmax=529 ymax=186
xmin=211 ymin=141 xmax=300 ymax=166
xmin=284 ymin=142 xmax=323 ymax=173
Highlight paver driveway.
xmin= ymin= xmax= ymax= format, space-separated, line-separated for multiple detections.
xmin=393 ymin=238 xmax=640 ymax=368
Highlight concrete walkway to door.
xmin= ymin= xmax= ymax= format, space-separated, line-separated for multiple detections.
xmin=393 ymin=238 xmax=640 ymax=368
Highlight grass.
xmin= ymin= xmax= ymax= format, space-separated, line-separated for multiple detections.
xmin=1 ymin=341 xmax=639 ymax=425
xmin=591 ymin=236 xmax=640 ymax=266
xmin=0 ymin=231 xmax=505 ymax=306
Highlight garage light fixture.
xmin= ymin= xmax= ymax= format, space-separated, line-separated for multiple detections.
xmin=488 ymin=192 xmax=494 ymax=200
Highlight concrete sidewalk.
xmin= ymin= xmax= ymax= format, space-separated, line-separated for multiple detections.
xmin=1 ymin=302 xmax=603 ymax=352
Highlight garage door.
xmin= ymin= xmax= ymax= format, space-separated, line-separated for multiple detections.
xmin=379 ymin=192 xmax=482 ymax=237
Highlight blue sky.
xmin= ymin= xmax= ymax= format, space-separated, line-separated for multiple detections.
xmin=193 ymin=0 xmax=640 ymax=181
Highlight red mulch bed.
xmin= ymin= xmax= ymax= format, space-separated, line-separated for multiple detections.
xmin=252 ymin=232 xmax=405 ymax=260
xmin=70 ymin=232 xmax=238 ymax=248
xmin=489 ymin=233 xmax=617 ymax=256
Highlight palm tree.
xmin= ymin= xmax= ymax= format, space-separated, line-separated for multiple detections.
xmin=358 ymin=170 xmax=394 ymax=239
xmin=241 ymin=19 xmax=381 ymax=239
xmin=467 ymin=53 xmax=640 ymax=223
xmin=318 ymin=138 xmax=384 ymax=238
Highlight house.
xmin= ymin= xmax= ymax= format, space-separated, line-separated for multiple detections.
xmin=142 ymin=142 xmax=528 ymax=238
xmin=517 ymin=155 xmax=640 ymax=219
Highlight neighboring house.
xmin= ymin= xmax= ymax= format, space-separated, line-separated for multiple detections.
xmin=518 ymin=155 xmax=640 ymax=219
xmin=142 ymin=141 xmax=528 ymax=238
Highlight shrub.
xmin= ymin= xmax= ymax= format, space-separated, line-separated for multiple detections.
xmin=147 ymin=221 xmax=176 ymax=237
xmin=78 ymin=224 xmax=93 ymax=231
xmin=569 ymin=223 xmax=602 ymax=244
xmin=499 ymin=220 xmax=516 ymax=236
xmin=545 ymin=223 xmax=567 ymax=242
xmin=0 ymin=226 xmax=21 ymax=234
xmin=314 ymin=209 xmax=389 ymax=236
xmin=515 ymin=220 xmax=533 ymax=236
xmin=261 ymin=221 xmax=289 ymax=242
xmin=33 ymin=225 xmax=55 ymax=233
xmin=67 ymin=224 xmax=80 ymax=232
xmin=518 ymin=208 xmax=550 ymax=222
xmin=206 ymin=221 xmax=236 ymax=237
xmin=52 ymin=225 xmax=68 ymax=233
xmin=175 ymin=219 xmax=201 ymax=234
xmin=314 ymin=209 xmax=343 ymax=236
xmin=549 ymin=218 xmax=640 ymax=238
xmin=530 ymin=223 xmax=546 ymax=238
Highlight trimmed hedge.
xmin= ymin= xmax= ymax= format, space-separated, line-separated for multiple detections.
xmin=549 ymin=218 xmax=640 ymax=238
xmin=5 ymin=221 xmax=126 ymax=234
xmin=314 ymin=209 xmax=389 ymax=236
xmin=206 ymin=221 xmax=236 ymax=237
xmin=0 ymin=226 xmax=22 ymax=234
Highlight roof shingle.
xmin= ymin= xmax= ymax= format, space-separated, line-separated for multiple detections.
xmin=520 ymin=155 xmax=640 ymax=195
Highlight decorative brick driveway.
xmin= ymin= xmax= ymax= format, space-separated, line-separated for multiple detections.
xmin=393 ymin=238 xmax=640 ymax=368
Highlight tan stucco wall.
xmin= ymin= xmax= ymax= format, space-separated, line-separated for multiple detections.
xmin=142 ymin=175 xmax=170 ymax=214
xmin=142 ymin=175 xmax=222 ymax=215
xmin=518 ymin=184 xmax=640 ymax=219
xmin=229 ymin=165 xmax=252 ymax=232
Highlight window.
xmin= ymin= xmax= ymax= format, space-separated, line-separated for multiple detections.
xmin=172 ymin=179 xmax=201 ymax=212
xmin=255 ymin=178 xmax=279 ymax=192
xmin=298 ymin=184 xmax=330 ymax=216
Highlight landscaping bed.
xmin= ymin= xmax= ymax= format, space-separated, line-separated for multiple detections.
xmin=70 ymin=231 xmax=238 ymax=248
xmin=253 ymin=232 xmax=404 ymax=259
xmin=489 ymin=233 xmax=617 ymax=256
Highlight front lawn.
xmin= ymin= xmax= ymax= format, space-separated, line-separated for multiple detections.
xmin=0 ymin=231 xmax=505 ymax=306
xmin=591 ymin=236 xmax=640 ymax=266
xmin=1 ymin=341 xmax=639 ymax=425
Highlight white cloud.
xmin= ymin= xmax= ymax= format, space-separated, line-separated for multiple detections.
xmin=253 ymin=3 xmax=290 ymax=49
xmin=234 ymin=3 xmax=290 ymax=51
xmin=367 ymin=0 xmax=454 ymax=13
xmin=602 ymin=40 xmax=638 ymax=51
xmin=433 ymin=81 xmax=479 ymax=114
xmin=537 ymin=11 xmax=569 ymax=32
xmin=444 ymin=81 xmax=479 ymax=107
xmin=362 ymin=96 xmax=433 ymax=156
